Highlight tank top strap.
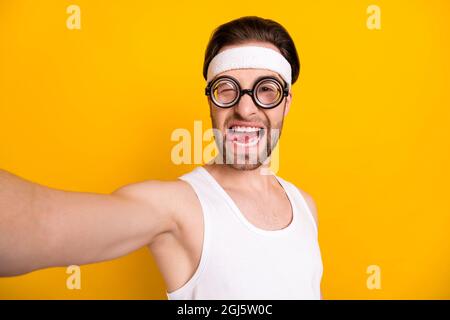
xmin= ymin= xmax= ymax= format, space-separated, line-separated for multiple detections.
xmin=274 ymin=175 xmax=319 ymax=236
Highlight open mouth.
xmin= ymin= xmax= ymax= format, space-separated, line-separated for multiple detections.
xmin=226 ymin=125 xmax=265 ymax=148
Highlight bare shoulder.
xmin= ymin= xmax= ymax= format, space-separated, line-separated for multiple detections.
xmin=112 ymin=178 xmax=191 ymax=203
xmin=111 ymin=177 xmax=200 ymax=230
xmin=294 ymin=186 xmax=319 ymax=228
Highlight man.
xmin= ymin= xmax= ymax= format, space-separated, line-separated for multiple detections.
xmin=0 ymin=16 xmax=323 ymax=299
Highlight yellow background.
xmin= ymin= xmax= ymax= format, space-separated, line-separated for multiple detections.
xmin=0 ymin=0 xmax=449 ymax=299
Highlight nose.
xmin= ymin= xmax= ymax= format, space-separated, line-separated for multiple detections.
xmin=234 ymin=90 xmax=258 ymax=118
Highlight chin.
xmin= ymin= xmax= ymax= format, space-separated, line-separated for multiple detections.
xmin=224 ymin=148 xmax=272 ymax=171
xmin=227 ymin=162 xmax=263 ymax=171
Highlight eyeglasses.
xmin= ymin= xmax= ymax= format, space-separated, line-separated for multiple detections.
xmin=205 ymin=75 xmax=289 ymax=109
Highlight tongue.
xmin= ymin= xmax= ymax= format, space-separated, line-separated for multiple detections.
xmin=227 ymin=131 xmax=258 ymax=143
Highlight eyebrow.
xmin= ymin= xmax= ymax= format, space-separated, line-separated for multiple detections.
xmin=253 ymin=74 xmax=286 ymax=87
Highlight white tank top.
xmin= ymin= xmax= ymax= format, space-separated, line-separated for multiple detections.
xmin=166 ymin=166 xmax=323 ymax=300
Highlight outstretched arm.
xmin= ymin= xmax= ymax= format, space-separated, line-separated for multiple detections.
xmin=0 ymin=169 xmax=177 ymax=277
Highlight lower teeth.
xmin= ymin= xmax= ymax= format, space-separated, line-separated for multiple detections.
xmin=227 ymin=129 xmax=264 ymax=146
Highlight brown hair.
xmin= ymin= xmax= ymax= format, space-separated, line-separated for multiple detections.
xmin=203 ymin=16 xmax=300 ymax=85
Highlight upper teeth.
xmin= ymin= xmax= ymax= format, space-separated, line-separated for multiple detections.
xmin=230 ymin=126 xmax=261 ymax=132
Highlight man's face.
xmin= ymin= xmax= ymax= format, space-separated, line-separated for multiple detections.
xmin=208 ymin=42 xmax=293 ymax=171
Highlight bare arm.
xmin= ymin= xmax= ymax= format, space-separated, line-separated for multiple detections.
xmin=0 ymin=169 xmax=178 ymax=277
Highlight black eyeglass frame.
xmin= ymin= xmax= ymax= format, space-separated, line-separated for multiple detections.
xmin=205 ymin=75 xmax=289 ymax=109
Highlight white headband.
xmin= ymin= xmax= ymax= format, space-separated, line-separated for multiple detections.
xmin=206 ymin=45 xmax=292 ymax=89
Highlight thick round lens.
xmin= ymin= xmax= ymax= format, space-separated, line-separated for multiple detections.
xmin=255 ymin=80 xmax=282 ymax=107
xmin=212 ymin=80 xmax=238 ymax=105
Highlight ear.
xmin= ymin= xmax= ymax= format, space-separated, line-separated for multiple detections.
xmin=283 ymin=90 xmax=293 ymax=117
